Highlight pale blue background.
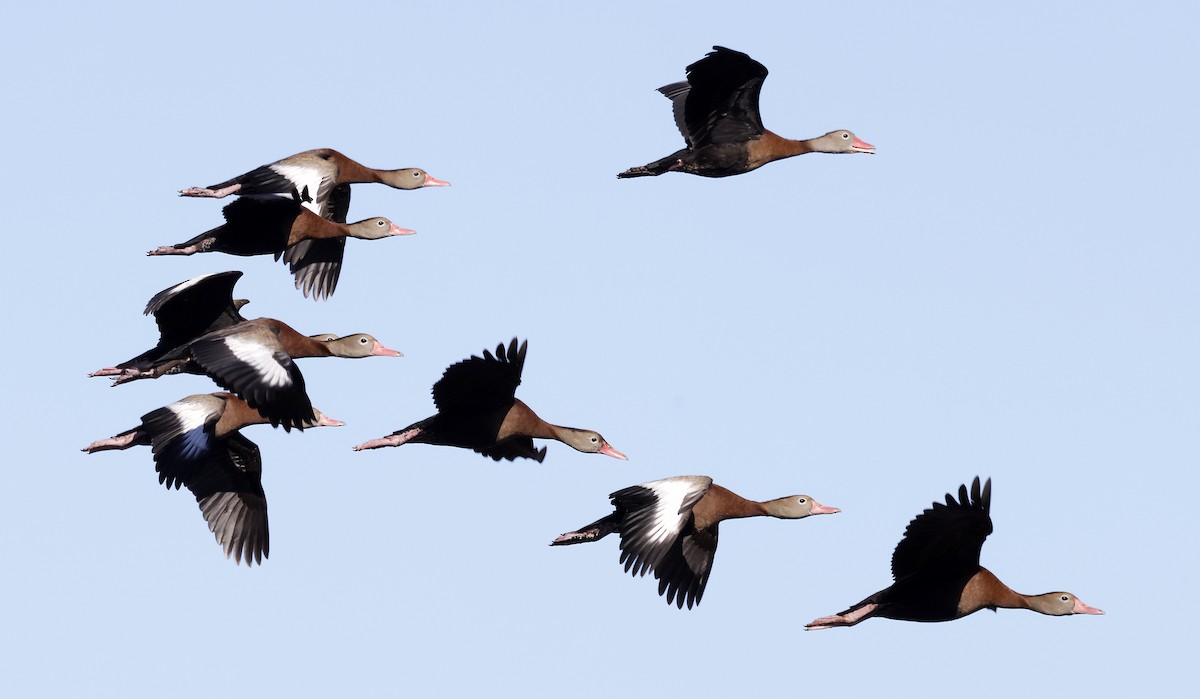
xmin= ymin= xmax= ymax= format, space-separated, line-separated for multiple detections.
xmin=3 ymin=1 xmax=1195 ymax=696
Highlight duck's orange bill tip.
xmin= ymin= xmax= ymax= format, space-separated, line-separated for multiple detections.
xmin=423 ymin=176 xmax=451 ymax=187
xmin=1074 ymin=599 xmax=1104 ymax=615
xmin=852 ymin=138 xmax=876 ymax=153
xmin=599 ymin=443 xmax=628 ymax=461
xmin=811 ymin=502 xmax=841 ymax=515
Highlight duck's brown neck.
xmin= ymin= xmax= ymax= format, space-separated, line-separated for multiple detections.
xmin=214 ymin=393 xmax=271 ymax=436
xmin=336 ymin=157 xmax=378 ymax=184
xmin=958 ymin=568 xmax=1029 ymax=616
xmin=497 ymin=400 xmax=556 ymax=440
xmin=693 ymin=484 xmax=767 ymax=530
xmin=261 ymin=319 xmax=332 ymax=358
xmin=289 ymin=208 xmax=347 ymax=242
xmin=758 ymin=130 xmax=816 ymax=160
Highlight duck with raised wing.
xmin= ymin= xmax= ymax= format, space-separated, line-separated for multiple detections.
xmin=619 ymin=46 xmax=874 ymax=179
xmin=552 ymin=476 xmax=839 ymax=609
xmin=83 ymin=392 xmax=343 ymax=566
xmin=89 ymin=271 xmax=401 ymax=431
xmin=354 ymin=338 xmax=625 ymax=463
xmin=147 ymin=196 xmax=413 ymax=299
xmin=805 ymin=477 xmax=1103 ymax=630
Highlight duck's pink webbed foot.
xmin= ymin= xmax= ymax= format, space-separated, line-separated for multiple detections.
xmin=179 ymin=184 xmax=242 ymax=198
xmin=805 ymin=603 xmax=878 ymax=631
xmin=352 ymin=427 xmax=421 ymax=451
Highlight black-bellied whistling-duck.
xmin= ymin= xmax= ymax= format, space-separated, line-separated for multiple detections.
xmin=618 ymin=46 xmax=875 ymax=179
xmin=82 ymin=392 xmax=344 ymax=566
xmin=147 ymin=196 xmax=414 ymax=299
xmin=353 ymin=338 xmax=626 ymax=462
xmin=179 ymin=148 xmax=449 ymax=218
xmin=552 ymin=476 xmax=838 ymax=609
xmin=181 ymin=149 xmax=447 ymax=297
xmin=89 ymin=271 xmax=401 ymax=431
xmin=805 ymin=477 xmax=1103 ymax=630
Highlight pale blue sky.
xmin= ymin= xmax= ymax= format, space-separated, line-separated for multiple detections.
xmin=3 ymin=1 xmax=1196 ymax=696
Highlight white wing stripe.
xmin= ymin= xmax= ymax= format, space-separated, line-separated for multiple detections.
xmin=221 ymin=336 xmax=291 ymax=387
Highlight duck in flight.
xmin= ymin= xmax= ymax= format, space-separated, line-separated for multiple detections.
xmin=619 ymin=46 xmax=875 ymax=179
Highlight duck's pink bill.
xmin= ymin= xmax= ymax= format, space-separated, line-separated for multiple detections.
xmin=389 ymin=225 xmax=417 ymax=236
xmin=852 ymin=138 xmax=876 ymax=153
xmin=599 ymin=442 xmax=627 ymax=460
xmin=1073 ymin=598 xmax=1104 ymax=615
xmin=371 ymin=342 xmax=403 ymax=357
xmin=810 ymin=501 xmax=841 ymax=515
xmin=422 ymin=175 xmax=451 ymax=187
xmin=318 ymin=415 xmax=345 ymax=427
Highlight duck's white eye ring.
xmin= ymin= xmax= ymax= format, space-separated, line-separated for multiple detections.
xmin=842 ymin=132 xmax=850 ymax=139
xmin=1061 ymin=595 xmax=1070 ymax=602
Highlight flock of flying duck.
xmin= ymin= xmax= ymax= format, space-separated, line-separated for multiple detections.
xmin=83 ymin=46 xmax=1101 ymax=628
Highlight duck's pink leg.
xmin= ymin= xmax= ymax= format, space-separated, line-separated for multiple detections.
xmin=552 ymin=528 xmax=602 ymax=545
xmin=353 ymin=427 xmax=421 ymax=451
xmin=107 ymin=359 xmax=189 ymax=386
xmin=82 ymin=431 xmax=138 ymax=453
xmin=147 ymin=244 xmax=200 ymax=256
xmin=805 ymin=603 xmax=878 ymax=631
xmin=179 ymin=183 xmax=242 ymax=198
xmin=109 ymin=370 xmax=149 ymax=386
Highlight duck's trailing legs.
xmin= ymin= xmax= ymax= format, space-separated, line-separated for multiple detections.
xmin=82 ymin=429 xmax=144 ymax=453
xmin=353 ymin=427 xmax=422 ymax=451
xmin=550 ymin=513 xmax=621 ymax=545
xmin=805 ymin=603 xmax=879 ymax=631
xmin=179 ymin=183 xmax=242 ymax=198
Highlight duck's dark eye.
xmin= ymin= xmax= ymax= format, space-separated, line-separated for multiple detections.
xmin=798 ymin=498 xmax=807 ymax=504
xmin=842 ymin=133 xmax=850 ymax=139
xmin=413 ymin=171 xmax=422 ymax=178
xmin=1061 ymin=595 xmax=1070 ymax=602
xmin=377 ymin=220 xmax=385 ymax=226
xmin=590 ymin=436 xmax=598 ymax=443
xmin=360 ymin=337 xmax=368 ymax=344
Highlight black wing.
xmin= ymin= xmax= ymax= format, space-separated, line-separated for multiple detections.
xmin=144 ymin=271 xmax=248 ymax=351
xmin=653 ymin=522 xmax=718 ymax=609
xmin=281 ymin=239 xmax=345 ymax=301
xmin=612 ymin=476 xmax=712 ymax=583
xmin=675 ymin=46 xmax=768 ymax=148
xmin=890 ymin=477 xmax=993 ymax=582
xmin=432 ymin=338 xmax=527 ymax=413
xmin=476 ymin=438 xmax=547 ymax=463
xmin=278 ymin=181 xmax=351 ymax=300
xmin=188 ymin=325 xmax=313 ymax=431
xmin=209 ymin=152 xmax=334 ymax=211
xmin=327 ymin=183 xmax=352 ymax=224
xmin=190 ymin=432 xmax=270 ymax=566
xmin=213 ymin=196 xmax=303 ymax=255
xmin=208 ymin=164 xmax=296 ymax=196
xmin=146 ymin=408 xmax=270 ymax=567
